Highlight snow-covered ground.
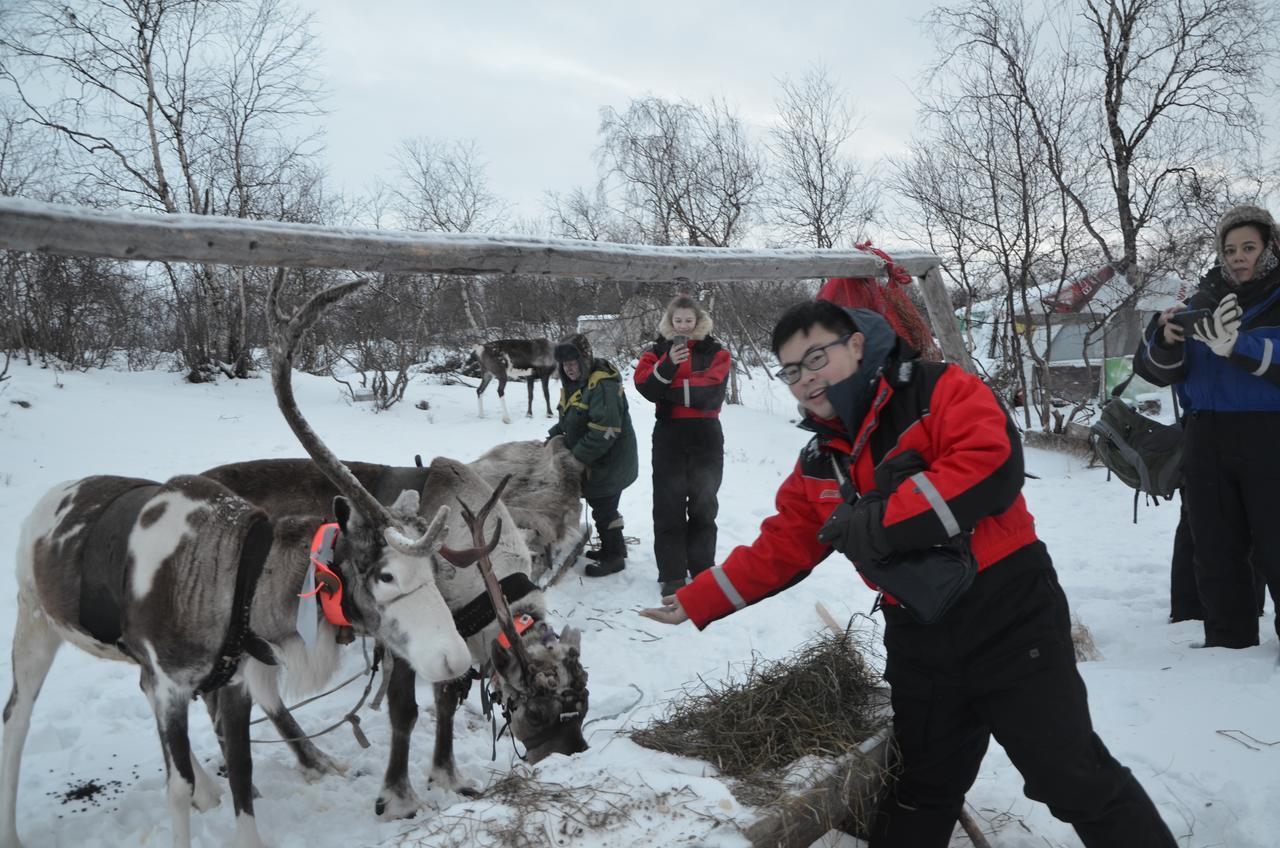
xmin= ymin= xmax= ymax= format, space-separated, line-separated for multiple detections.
xmin=1 ymin=358 xmax=1278 ymax=847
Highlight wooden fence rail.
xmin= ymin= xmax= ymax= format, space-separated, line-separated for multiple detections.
xmin=0 ymin=197 xmax=972 ymax=368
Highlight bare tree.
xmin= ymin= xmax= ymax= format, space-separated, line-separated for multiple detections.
xmin=390 ymin=137 xmax=506 ymax=332
xmin=767 ymin=66 xmax=878 ymax=248
xmin=546 ymin=182 xmax=637 ymax=244
xmin=893 ymin=50 xmax=1076 ymax=430
xmin=0 ymin=0 xmax=326 ymax=380
xmin=931 ymin=0 xmax=1280 ymax=290
xmin=597 ymin=95 xmax=763 ymax=248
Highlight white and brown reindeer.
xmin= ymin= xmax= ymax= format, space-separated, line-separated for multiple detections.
xmin=473 ymin=338 xmax=556 ymax=423
xmin=0 ymin=278 xmax=486 ymax=848
xmin=200 ymin=447 xmax=591 ymax=818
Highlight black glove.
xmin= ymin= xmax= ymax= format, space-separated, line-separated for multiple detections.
xmin=874 ymin=449 xmax=928 ymax=496
xmin=817 ymin=491 xmax=894 ymax=565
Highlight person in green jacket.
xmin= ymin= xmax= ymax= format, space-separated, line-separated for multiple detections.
xmin=548 ymin=332 xmax=639 ymax=577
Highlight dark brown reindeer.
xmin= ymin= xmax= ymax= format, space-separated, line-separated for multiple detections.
xmin=201 ymin=448 xmax=591 ymax=818
xmin=0 ymin=276 xmax=482 ymax=848
xmin=473 ymin=338 xmax=556 ymax=423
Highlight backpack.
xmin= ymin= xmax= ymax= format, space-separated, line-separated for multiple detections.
xmin=1089 ymin=375 xmax=1184 ymax=520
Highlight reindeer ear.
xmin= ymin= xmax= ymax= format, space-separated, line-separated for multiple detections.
xmin=390 ymin=488 xmax=420 ymax=515
xmin=490 ymin=638 xmax=519 ymax=679
xmin=333 ymin=496 xmax=352 ymax=532
xmin=559 ymin=626 xmax=582 ymax=653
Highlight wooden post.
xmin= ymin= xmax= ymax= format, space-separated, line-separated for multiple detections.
xmin=742 ymin=727 xmax=894 ymax=848
xmin=919 ymin=266 xmax=974 ymax=373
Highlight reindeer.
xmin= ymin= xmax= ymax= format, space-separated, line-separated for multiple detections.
xmin=473 ymin=338 xmax=556 ymax=424
xmin=188 ymin=277 xmax=590 ymax=819
xmin=201 ymin=450 xmax=591 ymax=817
xmin=0 ymin=276 xmax=483 ymax=848
xmin=202 ymin=436 xmax=584 ymax=580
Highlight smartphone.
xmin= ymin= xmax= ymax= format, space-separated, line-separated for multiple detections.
xmin=670 ymin=334 xmax=689 ymax=349
xmin=1170 ymin=308 xmax=1211 ymax=331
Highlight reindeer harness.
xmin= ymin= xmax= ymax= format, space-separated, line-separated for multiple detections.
xmin=76 ymin=478 xmax=276 ymax=695
xmin=451 ymin=573 xmax=539 ymax=638
xmin=78 ymin=480 xmax=161 ymax=646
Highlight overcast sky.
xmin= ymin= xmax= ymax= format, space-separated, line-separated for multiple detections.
xmin=300 ymin=0 xmax=941 ymax=233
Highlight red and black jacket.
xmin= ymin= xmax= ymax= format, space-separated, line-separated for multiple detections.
xmin=675 ymin=347 xmax=1037 ymax=630
xmin=635 ymin=336 xmax=731 ymax=421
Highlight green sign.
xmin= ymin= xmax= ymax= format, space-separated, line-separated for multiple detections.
xmin=1103 ymin=356 xmax=1160 ymax=399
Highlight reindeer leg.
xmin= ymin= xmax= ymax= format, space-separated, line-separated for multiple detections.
xmin=497 ymin=376 xmax=511 ymax=424
xmin=188 ymin=749 xmax=223 ymax=813
xmin=476 ymin=372 xmax=491 ymax=419
xmin=375 ymin=658 xmax=421 ymax=820
xmin=216 ymin=684 xmax=266 ymax=848
xmin=526 ymin=378 xmax=535 ymax=418
xmin=1 ymin=599 xmax=63 ymax=848
xmin=429 ymin=675 xmax=479 ymax=796
xmin=141 ymin=667 xmax=196 ymax=848
xmin=542 ymin=373 xmax=553 ymax=418
xmin=244 ymin=662 xmax=343 ymax=780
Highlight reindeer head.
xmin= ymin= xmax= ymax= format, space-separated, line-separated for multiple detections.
xmin=450 ymin=477 xmax=590 ymax=762
xmin=269 ymin=270 xmax=473 ymax=683
xmin=490 ymin=623 xmax=589 ymax=762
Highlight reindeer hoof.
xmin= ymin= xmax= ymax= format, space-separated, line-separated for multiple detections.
xmin=301 ymin=753 xmax=346 ymax=782
xmin=191 ymin=780 xmax=223 ymax=813
xmin=429 ymin=765 xmax=480 ymax=797
xmin=501 ymin=416 xmax=512 ymax=424
xmin=375 ymin=790 xmax=421 ymax=821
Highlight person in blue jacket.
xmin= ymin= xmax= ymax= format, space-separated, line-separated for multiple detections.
xmin=1134 ymin=204 xmax=1280 ymax=649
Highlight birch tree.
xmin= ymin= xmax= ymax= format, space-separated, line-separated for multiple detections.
xmin=0 ymin=0 xmax=325 ymax=380
xmin=391 ymin=137 xmax=505 ymax=333
xmin=768 ymin=66 xmax=878 ymax=248
xmin=930 ymin=0 xmax=1279 ymax=290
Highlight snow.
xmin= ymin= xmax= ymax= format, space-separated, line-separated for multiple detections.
xmin=1 ymin=359 xmax=1278 ymax=847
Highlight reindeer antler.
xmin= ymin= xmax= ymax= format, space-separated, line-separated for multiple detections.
xmin=269 ymin=270 xmax=401 ymax=533
xmin=455 ymin=475 xmax=534 ymax=675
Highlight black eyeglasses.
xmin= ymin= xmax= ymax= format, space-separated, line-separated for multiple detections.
xmin=773 ymin=335 xmax=853 ymax=385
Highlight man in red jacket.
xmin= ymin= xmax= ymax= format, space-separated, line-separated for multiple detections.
xmin=641 ymin=300 xmax=1175 ymax=847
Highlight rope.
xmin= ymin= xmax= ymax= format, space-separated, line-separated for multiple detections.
xmin=248 ymin=641 xmax=383 ymax=749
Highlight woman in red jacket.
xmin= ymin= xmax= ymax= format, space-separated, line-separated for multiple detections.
xmin=642 ymin=300 xmax=1176 ymax=848
xmin=633 ymin=295 xmax=732 ymax=596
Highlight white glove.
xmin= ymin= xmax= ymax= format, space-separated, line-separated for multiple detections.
xmin=1193 ymin=293 xmax=1242 ymax=357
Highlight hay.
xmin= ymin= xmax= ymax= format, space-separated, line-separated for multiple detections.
xmin=630 ymin=624 xmax=890 ymax=807
xmin=379 ymin=767 xmax=644 ymax=848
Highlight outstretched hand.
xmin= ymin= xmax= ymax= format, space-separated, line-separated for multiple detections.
xmin=639 ymin=595 xmax=689 ymax=625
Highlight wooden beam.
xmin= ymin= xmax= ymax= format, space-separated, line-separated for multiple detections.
xmin=919 ymin=265 xmax=974 ymax=372
xmin=742 ymin=727 xmax=893 ymax=848
xmin=0 ymin=197 xmax=942 ymax=282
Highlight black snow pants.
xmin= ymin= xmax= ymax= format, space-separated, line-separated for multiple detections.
xmin=1183 ymin=412 xmax=1280 ymax=647
xmin=651 ymin=418 xmax=724 ymax=585
xmin=1169 ymin=495 xmax=1204 ymax=621
xmin=1170 ymin=491 xmax=1267 ymax=622
xmin=869 ymin=542 xmax=1176 ymax=848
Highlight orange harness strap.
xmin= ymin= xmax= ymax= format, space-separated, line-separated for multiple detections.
xmin=303 ymin=522 xmax=352 ymax=627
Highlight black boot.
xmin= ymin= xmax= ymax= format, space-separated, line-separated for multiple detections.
xmin=585 ymin=524 xmax=626 ymax=577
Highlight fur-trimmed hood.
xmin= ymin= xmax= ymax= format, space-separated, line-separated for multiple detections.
xmin=658 ymin=310 xmax=713 ymax=341
xmin=1217 ymin=204 xmax=1278 ymax=258
xmin=1213 ymin=203 xmax=1280 ymax=296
